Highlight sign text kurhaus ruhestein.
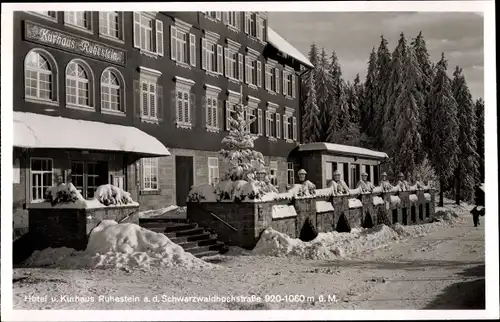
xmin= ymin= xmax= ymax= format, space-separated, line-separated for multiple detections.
xmin=24 ymin=21 xmax=125 ymax=66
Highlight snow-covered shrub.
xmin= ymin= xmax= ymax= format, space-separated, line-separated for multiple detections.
xmin=45 ymin=183 xmax=84 ymax=206
xmin=187 ymin=184 xmax=215 ymax=202
xmin=95 ymin=184 xmax=134 ymax=206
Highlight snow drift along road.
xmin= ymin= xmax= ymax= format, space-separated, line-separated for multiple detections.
xmin=252 ymin=209 xmax=464 ymax=260
xmin=24 ymin=220 xmax=212 ymax=270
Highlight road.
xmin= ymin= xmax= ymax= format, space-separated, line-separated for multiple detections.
xmin=12 ymin=213 xmax=484 ymax=310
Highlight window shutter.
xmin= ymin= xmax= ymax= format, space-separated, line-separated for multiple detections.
xmin=275 ymin=68 xmax=280 ymax=94
xmin=257 ymin=17 xmax=262 ymax=40
xmin=244 ymin=56 xmax=249 ymax=84
xmin=218 ymin=99 xmax=223 ymax=130
xmin=216 ymin=12 xmax=221 ymax=21
xmin=141 ymin=82 xmax=148 ymax=116
xmin=238 ymin=53 xmax=244 ymax=81
xmin=170 ymin=25 xmax=177 ymax=60
xmin=223 ymin=12 xmax=228 ymax=24
xmin=283 ymin=71 xmax=287 ymax=95
xmin=265 ymin=111 xmax=270 ymax=137
xmin=206 ymin=96 xmax=211 ymax=127
xmin=224 ymin=48 xmax=228 ymax=77
xmin=283 ymin=114 xmax=288 ymax=139
xmin=292 ymin=74 xmax=296 ymax=98
xmin=225 ymin=101 xmax=230 ymax=131
xmin=235 ymin=12 xmax=240 ymax=31
xmin=190 ymin=33 xmax=196 ymax=67
xmin=276 ymin=113 xmax=281 ymax=139
xmin=201 ymin=38 xmax=207 ymax=70
xmin=155 ymin=20 xmax=164 ymax=56
xmin=256 ymin=61 xmax=262 ymax=87
xmin=258 ymin=108 xmax=263 ymax=136
xmin=213 ymin=98 xmax=218 ymax=128
xmin=217 ymin=45 xmax=223 ymax=74
xmin=292 ymin=116 xmax=297 ymax=141
xmin=188 ymin=93 xmax=195 ymax=124
xmin=150 ymin=84 xmax=157 ymax=118
xmin=157 ymin=85 xmax=163 ymax=120
xmin=133 ymin=12 xmax=141 ymax=48
xmin=244 ymin=12 xmax=249 ymax=34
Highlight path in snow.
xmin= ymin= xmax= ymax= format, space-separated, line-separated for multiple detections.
xmin=13 ymin=214 xmax=484 ymax=310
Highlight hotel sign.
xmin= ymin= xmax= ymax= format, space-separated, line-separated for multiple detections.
xmin=24 ymin=21 xmax=126 ymax=66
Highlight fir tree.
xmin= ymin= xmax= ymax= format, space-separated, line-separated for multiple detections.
xmin=452 ymin=66 xmax=480 ymax=203
xmin=370 ymin=35 xmax=392 ymax=148
xmin=382 ymin=33 xmax=408 ymax=162
xmin=475 ymin=98 xmax=485 ymax=182
xmin=412 ymin=31 xmax=436 ymax=158
xmin=302 ymin=73 xmax=322 ymax=143
xmin=301 ymin=43 xmax=320 ymax=114
xmin=220 ymin=101 xmax=265 ymax=181
xmin=392 ymin=46 xmax=424 ymax=174
xmin=428 ymin=53 xmax=459 ymax=207
xmin=350 ymin=74 xmax=363 ymax=124
xmin=360 ymin=47 xmax=378 ymax=145
xmin=316 ymin=48 xmax=334 ymax=140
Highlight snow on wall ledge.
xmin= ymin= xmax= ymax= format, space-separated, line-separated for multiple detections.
xmin=316 ymin=201 xmax=334 ymax=213
xmin=390 ymin=195 xmax=401 ymax=205
xmin=372 ymin=196 xmax=384 ymax=206
xmin=272 ymin=205 xmax=297 ymax=219
xmin=348 ymin=198 xmax=363 ymax=209
xmin=409 ymin=194 xmax=419 ymax=203
xmin=424 ymin=193 xmax=431 ymax=201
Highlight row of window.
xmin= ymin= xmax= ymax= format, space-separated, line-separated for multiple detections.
xmin=25 ymin=49 xmax=124 ymax=113
xmin=203 ymin=12 xmax=266 ymax=41
xmin=31 ymin=11 xmax=123 ymax=41
xmin=21 ymin=156 xmax=294 ymax=202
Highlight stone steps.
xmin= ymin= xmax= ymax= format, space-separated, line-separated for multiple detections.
xmin=138 ymin=218 xmax=228 ymax=259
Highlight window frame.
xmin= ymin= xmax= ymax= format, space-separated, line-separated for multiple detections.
xmin=138 ymin=67 xmax=162 ymax=123
xmin=30 ymin=157 xmax=54 ymax=202
xmin=64 ymin=11 xmax=92 ymax=33
xmin=208 ymin=157 xmax=220 ymax=186
xmin=100 ymin=68 xmax=125 ymax=114
xmin=65 ymin=59 xmax=94 ymax=110
xmin=287 ymin=162 xmax=295 ymax=186
xmin=24 ymin=50 xmax=55 ymax=103
xmin=174 ymin=76 xmax=196 ymax=129
xmin=205 ymin=84 xmax=222 ymax=132
xmin=99 ymin=11 xmax=122 ymax=42
xmin=269 ymin=161 xmax=278 ymax=187
xmin=142 ymin=157 xmax=159 ymax=191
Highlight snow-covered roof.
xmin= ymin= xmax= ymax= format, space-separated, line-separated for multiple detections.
xmin=267 ymin=27 xmax=314 ymax=68
xmin=14 ymin=112 xmax=170 ymax=156
xmin=298 ymin=142 xmax=388 ymax=160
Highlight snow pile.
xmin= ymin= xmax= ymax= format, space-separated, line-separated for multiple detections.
xmin=348 ymin=198 xmax=363 ymax=209
xmin=252 ymin=226 xmax=400 ymax=260
xmin=372 ymin=196 xmax=385 ymax=206
xmin=390 ymin=195 xmax=401 ymax=205
xmin=316 ymin=201 xmax=334 ymax=213
xmin=252 ymin=208 xmax=466 ymax=260
xmin=409 ymin=194 xmax=419 ymax=203
xmin=24 ymin=220 xmax=212 ymax=270
xmin=139 ymin=205 xmax=180 ymax=219
xmin=95 ymin=184 xmax=135 ymax=206
xmin=272 ymin=205 xmax=297 ymax=219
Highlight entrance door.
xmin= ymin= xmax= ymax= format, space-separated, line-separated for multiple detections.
xmin=175 ymin=156 xmax=194 ymax=206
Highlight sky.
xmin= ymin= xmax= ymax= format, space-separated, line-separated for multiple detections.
xmin=268 ymin=12 xmax=484 ymax=100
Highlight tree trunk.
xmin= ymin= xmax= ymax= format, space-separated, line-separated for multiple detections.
xmin=439 ymin=178 xmax=444 ymax=207
xmin=455 ymin=167 xmax=461 ymax=205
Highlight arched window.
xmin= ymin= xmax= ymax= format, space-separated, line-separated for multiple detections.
xmin=101 ymin=69 xmax=123 ymax=112
xmin=66 ymin=61 xmax=93 ymax=107
xmin=25 ymin=51 xmax=53 ymax=100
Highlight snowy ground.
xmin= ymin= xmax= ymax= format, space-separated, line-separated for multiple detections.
xmin=13 ymin=199 xmax=484 ymax=310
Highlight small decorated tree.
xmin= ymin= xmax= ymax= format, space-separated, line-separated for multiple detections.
xmin=220 ymin=100 xmax=265 ymax=181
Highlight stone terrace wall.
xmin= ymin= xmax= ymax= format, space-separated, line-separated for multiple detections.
xmin=187 ymin=189 xmax=435 ymax=249
xmin=23 ymin=205 xmax=139 ymax=256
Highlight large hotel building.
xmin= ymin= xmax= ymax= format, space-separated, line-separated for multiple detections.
xmin=12 ymin=11 xmax=314 ymax=233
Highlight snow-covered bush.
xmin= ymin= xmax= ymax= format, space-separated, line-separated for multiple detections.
xmin=187 ymin=184 xmax=215 ymax=202
xmin=95 ymin=184 xmax=134 ymax=206
xmin=45 ymin=183 xmax=84 ymax=206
